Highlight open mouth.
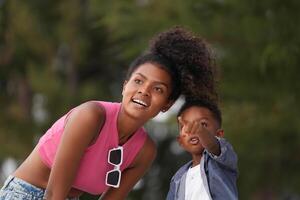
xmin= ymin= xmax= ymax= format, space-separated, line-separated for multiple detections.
xmin=189 ymin=137 xmax=199 ymax=145
xmin=132 ymin=98 xmax=149 ymax=107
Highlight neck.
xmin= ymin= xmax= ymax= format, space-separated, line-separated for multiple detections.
xmin=117 ymin=106 xmax=147 ymax=145
xmin=118 ymin=133 xmax=133 ymax=145
xmin=191 ymin=152 xmax=203 ymax=167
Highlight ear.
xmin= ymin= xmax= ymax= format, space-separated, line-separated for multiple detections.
xmin=122 ymin=80 xmax=128 ymax=96
xmin=216 ymin=129 xmax=224 ymax=138
xmin=161 ymin=100 xmax=175 ymax=112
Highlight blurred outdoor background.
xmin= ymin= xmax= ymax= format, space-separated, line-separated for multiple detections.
xmin=0 ymin=0 xmax=299 ymax=199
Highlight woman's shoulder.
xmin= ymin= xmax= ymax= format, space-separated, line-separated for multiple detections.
xmin=78 ymin=101 xmax=105 ymax=114
xmin=67 ymin=101 xmax=106 ymax=125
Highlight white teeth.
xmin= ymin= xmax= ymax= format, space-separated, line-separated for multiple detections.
xmin=133 ymin=99 xmax=148 ymax=107
xmin=189 ymin=137 xmax=199 ymax=144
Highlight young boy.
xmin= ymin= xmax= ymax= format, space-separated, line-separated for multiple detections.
xmin=166 ymin=98 xmax=238 ymax=200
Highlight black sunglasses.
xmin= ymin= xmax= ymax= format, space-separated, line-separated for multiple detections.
xmin=105 ymin=146 xmax=123 ymax=188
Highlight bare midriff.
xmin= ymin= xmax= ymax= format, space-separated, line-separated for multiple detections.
xmin=13 ymin=146 xmax=83 ymax=198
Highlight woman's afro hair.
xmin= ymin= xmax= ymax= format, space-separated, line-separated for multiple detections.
xmin=149 ymin=26 xmax=218 ymax=101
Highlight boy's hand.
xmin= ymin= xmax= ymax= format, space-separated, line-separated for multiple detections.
xmin=178 ymin=117 xmax=221 ymax=156
xmin=178 ymin=117 xmax=213 ymax=136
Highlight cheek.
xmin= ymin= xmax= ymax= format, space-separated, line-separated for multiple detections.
xmin=178 ymin=135 xmax=188 ymax=146
xmin=123 ymin=84 xmax=135 ymax=95
xmin=152 ymin=94 xmax=170 ymax=107
xmin=122 ymin=89 xmax=128 ymax=97
xmin=180 ymin=134 xmax=188 ymax=138
xmin=179 ymin=131 xmax=188 ymax=137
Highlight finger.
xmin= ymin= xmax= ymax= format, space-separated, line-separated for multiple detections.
xmin=184 ymin=121 xmax=192 ymax=133
xmin=190 ymin=121 xmax=199 ymax=134
xmin=178 ymin=117 xmax=187 ymax=133
xmin=195 ymin=122 xmax=202 ymax=135
xmin=178 ymin=117 xmax=184 ymax=127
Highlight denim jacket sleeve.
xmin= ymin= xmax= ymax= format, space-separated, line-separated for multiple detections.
xmin=166 ymin=161 xmax=192 ymax=200
xmin=205 ymin=137 xmax=238 ymax=171
xmin=166 ymin=176 xmax=176 ymax=200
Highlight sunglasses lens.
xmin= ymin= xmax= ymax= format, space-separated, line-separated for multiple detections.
xmin=107 ymin=170 xmax=120 ymax=186
xmin=109 ymin=149 xmax=122 ymax=165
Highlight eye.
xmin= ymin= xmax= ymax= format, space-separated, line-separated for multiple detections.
xmin=134 ymin=79 xmax=142 ymax=84
xmin=154 ymin=87 xmax=163 ymax=93
xmin=201 ymin=121 xmax=208 ymax=128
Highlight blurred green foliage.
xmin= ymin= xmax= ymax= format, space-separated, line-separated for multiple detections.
xmin=1 ymin=0 xmax=299 ymax=199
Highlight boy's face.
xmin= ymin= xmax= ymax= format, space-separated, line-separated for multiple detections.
xmin=177 ymin=106 xmax=223 ymax=155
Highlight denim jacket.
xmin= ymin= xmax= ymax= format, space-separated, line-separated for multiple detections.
xmin=166 ymin=138 xmax=238 ymax=200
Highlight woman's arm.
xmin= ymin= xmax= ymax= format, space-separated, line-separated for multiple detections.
xmin=99 ymin=136 xmax=157 ymax=200
xmin=45 ymin=102 xmax=105 ymax=200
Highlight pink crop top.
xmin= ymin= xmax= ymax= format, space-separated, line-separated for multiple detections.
xmin=37 ymin=101 xmax=147 ymax=195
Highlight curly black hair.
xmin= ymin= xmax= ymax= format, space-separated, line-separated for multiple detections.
xmin=177 ymin=96 xmax=222 ymax=127
xmin=126 ymin=26 xmax=218 ymax=101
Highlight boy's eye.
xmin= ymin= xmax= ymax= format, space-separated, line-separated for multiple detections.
xmin=201 ymin=121 xmax=208 ymax=128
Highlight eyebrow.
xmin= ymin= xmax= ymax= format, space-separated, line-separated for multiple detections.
xmin=135 ymin=73 xmax=169 ymax=88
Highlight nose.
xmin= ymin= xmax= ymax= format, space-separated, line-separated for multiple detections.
xmin=138 ymin=84 xmax=151 ymax=96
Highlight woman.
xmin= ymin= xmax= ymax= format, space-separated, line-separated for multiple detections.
xmin=0 ymin=26 xmax=217 ymax=200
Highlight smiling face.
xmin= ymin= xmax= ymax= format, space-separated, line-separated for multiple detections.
xmin=177 ymin=106 xmax=222 ymax=156
xmin=121 ymin=62 xmax=173 ymax=122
